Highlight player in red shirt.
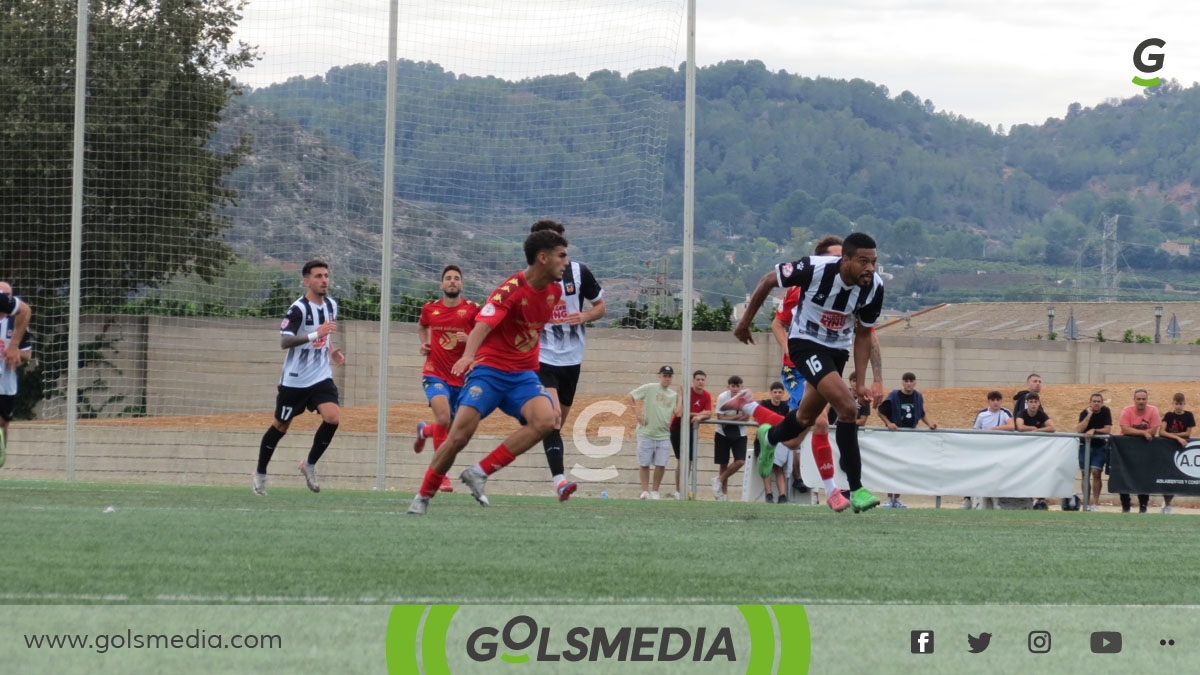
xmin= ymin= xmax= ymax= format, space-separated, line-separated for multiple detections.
xmin=408 ymin=229 xmax=569 ymax=515
xmin=412 ymin=265 xmax=479 ymax=492
xmin=669 ymin=370 xmax=712 ymax=499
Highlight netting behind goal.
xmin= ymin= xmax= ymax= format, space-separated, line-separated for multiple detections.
xmin=4 ymin=0 xmax=683 ymax=487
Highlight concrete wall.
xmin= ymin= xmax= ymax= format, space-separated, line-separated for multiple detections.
xmin=33 ymin=316 xmax=1200 ymax=418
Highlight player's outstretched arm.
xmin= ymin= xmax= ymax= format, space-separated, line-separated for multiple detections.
xmin=733 ymin=271 xmax=778 ymax=344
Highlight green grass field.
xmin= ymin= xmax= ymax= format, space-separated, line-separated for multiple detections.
xmin=1 ymin=479 xmax=1196 ymax=606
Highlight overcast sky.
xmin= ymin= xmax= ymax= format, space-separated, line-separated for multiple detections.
xmin=235 ymin=0 xmax=1200 ymax=129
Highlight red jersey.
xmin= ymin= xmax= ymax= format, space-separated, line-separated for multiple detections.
xmin=420 ymin=298 xmax=480 ymax=386
xmin=474 ymin=271 xmax=563 ymax=372
xmin=671 ymin=387 xmax=713 ymax=430
xmin=776 ymin=287 xmax=803 ymax=367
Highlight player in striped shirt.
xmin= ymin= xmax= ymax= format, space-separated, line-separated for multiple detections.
xmin=0 ymin=282 xmax=33 ymax=466
xmin=733 ymin=232 xmax=886 ymax=513
xmin=408 ymin=229 xmax=568 ymax=515
xmin=412 ymin=265 xmax=480 ymax=492
xmin=254 ymin=260 xmax=345 ymax=496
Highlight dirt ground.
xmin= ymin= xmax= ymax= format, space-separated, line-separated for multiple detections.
xmin=72 ymin=381 xmax=1200 ymax=436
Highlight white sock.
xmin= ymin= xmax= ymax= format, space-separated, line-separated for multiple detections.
xmin=741 ymin=401 xmax=759 ymax=415
xmin=823 ymin=478 xmax=837 ymax=494
xmin=553 ymin=473 xmax=566 ymax=486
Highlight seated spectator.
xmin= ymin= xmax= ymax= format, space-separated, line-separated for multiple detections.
xmin=1158 ymin=393 xmax=1193 ymax=514
xmin=878 ymin=372 xmax=936 ymax=509
xmin=1015 ymin=392 xmax=1054 ymax=510
xmin=967 ymin=390 xmax=1014 ymax=508
xmin=1074 ymin=393 xmax=1113 ymax=512
xmin=712 ymin=375 xmax=748 ymax=501
xmin=756 ymin=382 xmax=791 ymax=503
xmin=1118 ymin=388 xmax=1160 ymax=513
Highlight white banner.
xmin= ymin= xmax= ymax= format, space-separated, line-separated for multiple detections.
xmin=784 ymin=428 xmax=1079 ymax=497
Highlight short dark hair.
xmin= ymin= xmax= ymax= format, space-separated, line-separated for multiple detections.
xmin=814 ymin=234 xmax=843 ymax=255
xmin=441 ymin=264 xmax=462 ymax=280
xmin=1175 ymin=392 xmax=1186 ymax=404
xmin=523 ymin=230 xmax=568 ymax=265
xmin=987 ymin=390 xmax=1003 ymax=401
xmin=770 ymin=381 xmax=785 ymax=391
xmin=530 ymin=219 xmax=565 ymax=235
xmin=902 ymin=372 xmax=916 ymax=381
xmin=1027 ymin=373 xmax=1041 ymax=382
xmin=1090 ymin=392 xmax=1104 ymax=401
xmin=1025 ymin=392 xmax=1041 ymax=402
xmin=727 ymin=375 xmax=743 ymax=386
xmin=841 ymin=232 xmax=876 ymax=257
xmin=692 ymin=370 xmax=706 ymax=378
xmin=302 ymin=260 xmax=328 ymax=276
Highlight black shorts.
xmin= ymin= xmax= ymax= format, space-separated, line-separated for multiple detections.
xmin=275 ymin=378 xmax=339 ymax=423
xmin=713 ymin=432 xmax=747 ymax=464
xmin=669 ymin=423 xmax=698 ymax=460
xmin=0 ymin=395 xmax=14 ymax=422
xmin=787 ymin=339 xmax=849 ymax=388
xmin=537 ymin=362 xmax=582 ymax=407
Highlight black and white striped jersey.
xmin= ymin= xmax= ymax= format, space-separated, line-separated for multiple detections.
xmin=539 ymin=260 xmax=603 ymax=367
xmin=279 ymin=295 xmax=338 ymax=388
xmin=774 ymin=255 xmax=884 ymax=352
xmin=1 ymin=304 xmax=33 ymax=396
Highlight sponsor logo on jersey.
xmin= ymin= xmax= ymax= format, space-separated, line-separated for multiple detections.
xmin=438 ymin=332 xmax=459 ymax=350
xmin=514 ymin=329 xmax=540 ymax=353
xmin=550 ymin=300 xmax=568 ymax=323
xmin=820 ymin=311 xmax=846 ymax=331
xmin=480 ymin=303 xmax=497 ymax=317
xmin=312 ymin=336 xmax=328 ymax=349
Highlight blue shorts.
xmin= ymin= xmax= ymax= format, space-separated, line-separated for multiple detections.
xmin=781 ymin=364 xmax=805 ymax=410
xmin=1079 ymin=442 xmax=1108 ymax=471
xmin=422 ymin=376 xmax=462 ymax=419
xmin=458 ymin=364 xmax=553 ymax=424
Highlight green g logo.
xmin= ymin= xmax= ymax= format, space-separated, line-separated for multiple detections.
xmin=1132 ymin=38 xmax=1165 ymax=87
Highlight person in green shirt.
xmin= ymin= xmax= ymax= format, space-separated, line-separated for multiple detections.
xmin=627 ymin=366 xmax=679 ymax=500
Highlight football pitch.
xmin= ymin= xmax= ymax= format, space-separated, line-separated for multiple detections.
xmin=0 ymin=478 xmax=1195 ymax=606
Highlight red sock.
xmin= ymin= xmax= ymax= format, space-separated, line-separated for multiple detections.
xmin=752 ymin=405 xmax=785 ymax=426
xmin=424 ymin=423 xmax=447 ymax=439
xmin=478 ymin=444 xmax=516 ymax=476
xmin=811 ymin=433 xmax=834 ymax=481
xmin=431 ymin=425 xmax=449 ymax=451
xmin=419 ymin=468 xmax=445 ymax=498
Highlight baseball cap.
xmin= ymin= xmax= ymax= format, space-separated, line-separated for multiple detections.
xmin=658 ymin=365 xmax=674 ymax=375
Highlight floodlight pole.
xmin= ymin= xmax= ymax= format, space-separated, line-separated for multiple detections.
xmin=1154 ymin=304 xmax=1163 ymax=344
xmin=375 ymin=0 xmax=399 ymax=490
xmin=679 ymin=0 xmax=697 ymax=499
xmin=66 ymin=0 xmax=89 ymax=480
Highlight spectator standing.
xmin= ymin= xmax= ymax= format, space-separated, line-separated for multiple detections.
xmin=1013 ymin=373 xmax=1043 ymax=419
xmin=967 ymin=390 xmax=1013 ymax=509
xmin=756 ymin=382 xmax=791 ymax=503
xmin=1074 ymin=393 xmax=1113 ymax=512
xmin=669 ymin=370 xmax=712 ymax=500
xmin=1118 ymin=389 xmax=1160 ymax=514
xmin=627 ymin=366 xmax=679 ymax=500
xmin=1015 ymin=392 xmax=1055 ymax=510
xmin=713 ymin=376 xmax=749 ymax=501
xmin=877 ymin=372 xmax=937 ymax=509
xmin=1158 ymin=392 xmax=1194 ymax=514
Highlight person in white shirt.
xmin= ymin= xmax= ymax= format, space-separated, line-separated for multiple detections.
xmin=967 ymin=390 xmax=1013 ymax=509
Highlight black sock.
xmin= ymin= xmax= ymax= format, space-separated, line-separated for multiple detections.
xmin=835 ymin=421 xmax=863 ymax=491
xmin=258 ymin=426 xmax=285 ymax=474
xmin=306 ymin=422 xmax=338 ymax=465
xmin=766 ymin=412 xmax=806 ymax=446
xmin=543 ymin=429 xmax=565 ymax=477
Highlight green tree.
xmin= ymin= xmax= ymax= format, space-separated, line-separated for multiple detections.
xmin=2 ymin=0 xmax=257 ymax=304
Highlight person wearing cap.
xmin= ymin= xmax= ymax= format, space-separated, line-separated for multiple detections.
xmin=627 ymin=366 xmax=679 ymax=500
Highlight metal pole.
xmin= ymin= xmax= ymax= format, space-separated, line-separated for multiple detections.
xmin=679 ymin=0 xmax=697 ymax=499
xmin=375 ymin=0 xmax=399 ymax=490
xmin=1082 ymin=443 xmax=1091 ymax=509
xmin=66 ymin=0 xmax=89 ymax=480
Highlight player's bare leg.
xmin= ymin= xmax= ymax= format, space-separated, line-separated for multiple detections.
xmin=458 ymin=395 xmax=558 ymax=505
xmin=415 ymin=394 xmax=455 ymax=491
xmin=298 ymin=402 xmax=339 ymax=493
